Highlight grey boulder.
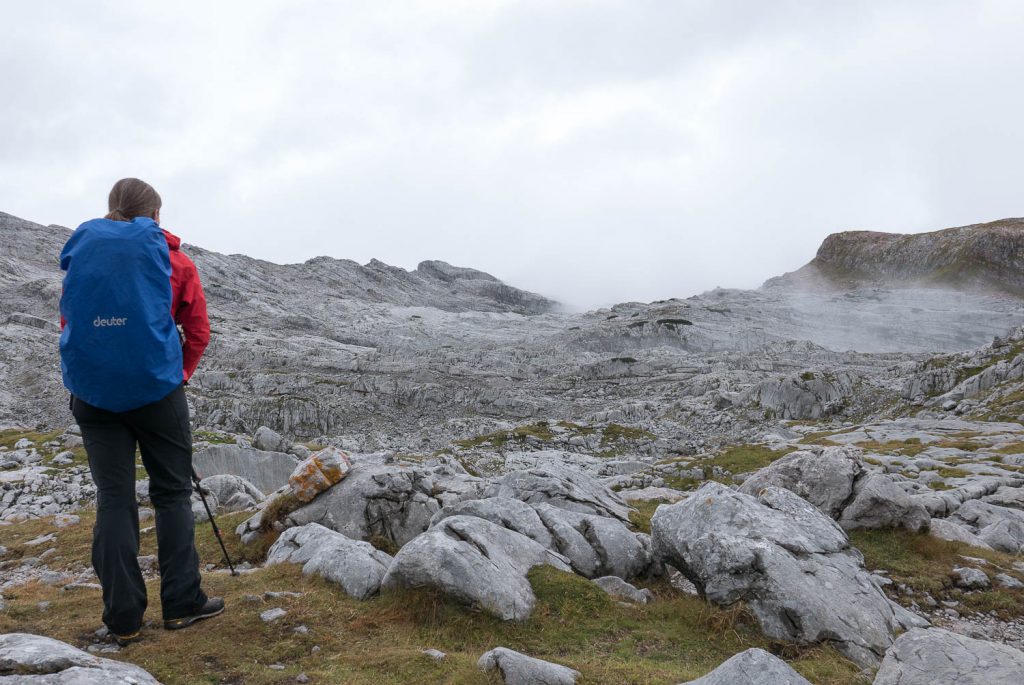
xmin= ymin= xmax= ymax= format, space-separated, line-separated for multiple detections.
xmin=283 ymin=463 xmax=484 ymax=548
xmin=838 ymin=473 xmax=930 ymax=533
xmin=253 ymin=425 xmax=291 ymax=453
xmin=0 ymin=632 xmax=162 ymax=683
xmin=739 ymin=446 xmax=863 ymax=518
xmin=651 ymin=482 xmax=925 ymax=667
xmin=677 ymin=648 xmax=811 ymax=685
xmin=477 ymin=647 xmax=579 ymax=685
xmin=265 ymin=522 xmax=393 ymax=599
xmin=199 ymin=474 xmax=265 ymax=512
xmin=739 ymin=447 xmax=929 ymax=532
xmin=431 ymin=497 xmax=652 ymax=579
xmin=591 ymin=576 xmax=653 ymax=604
xmin=381 ymin=515 xmax=571 ymax=621
xmin=873 ymin=627 xmax=1024 ymax=684
xmin=483 ymin=466 xmax=632 ymax=523
xmin=193 ymin=444 xmax=297 ymax=494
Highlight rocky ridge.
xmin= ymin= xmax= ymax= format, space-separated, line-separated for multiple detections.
xmin=3 ymin=211 xmax=1024 ymax=682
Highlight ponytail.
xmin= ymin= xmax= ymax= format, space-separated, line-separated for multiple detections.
xmin=105 ymin=178 xmax=162 ymax=222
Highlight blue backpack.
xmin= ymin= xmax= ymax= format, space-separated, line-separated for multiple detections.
xmin=59 ymin=217 xmax=183 ymax=412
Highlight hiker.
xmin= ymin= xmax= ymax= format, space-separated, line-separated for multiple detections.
xmin=58 ymin=177 xmax=224 ymax=645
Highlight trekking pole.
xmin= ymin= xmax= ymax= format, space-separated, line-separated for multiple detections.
xmin=191 ymin=467 xmax=238 ymax=576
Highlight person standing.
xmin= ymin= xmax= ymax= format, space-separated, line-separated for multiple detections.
xmin=59 ymin=177 xmax=223 ymax=645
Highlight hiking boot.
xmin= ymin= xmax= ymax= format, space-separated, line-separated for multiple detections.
xmin=164 ymin=597 xmax=225 ymax=630
xmin=111 ymin=629 xmax=143 ymax=647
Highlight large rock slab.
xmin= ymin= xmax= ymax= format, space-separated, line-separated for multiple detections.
xmin=431 ymin=497 xmax=652 ymax=579
xmin=951 ymin=499 xmax=1024 ymax=553
xmin=739 ymin=446 xmax=929 ymax=532
xmin=265 ymin=522 xmax=393 ymax=599
xmin=381 ymin=515 xmax=571 ymax=621
xmin=873 ymin=627 xmax=1024 ymax=684
xmin=283 ymin=463 xmax=484 ymax=547
xmin=838 ymin=473 xmax=930 ymax=533
xmin=198 ymin=474 xmax=264 ymax=512
xmin=477 ymin=647 xmax=579 ymax=685
xmin=0 ymin=632 xmax=162 ymax=683
xmin=739 ymin=446 xmax=862 ymax=518
xmin=193 ymin=444 xmax=297 ymax=494
xmin=483 ymin=465 xmax=633 ymax=522
xmin=651 ymin=482 xmax=925 ymax=667
xmin=677 ymin=648 xmax=811 ymax=684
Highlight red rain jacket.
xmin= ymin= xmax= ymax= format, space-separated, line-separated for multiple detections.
xmin=163 ymin=229 xmax=210 ymax=382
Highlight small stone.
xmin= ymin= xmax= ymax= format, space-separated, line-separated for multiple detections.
xmin=37 ymin=601 xmax=51 ymax=612
xmin=311 ymin=646 xmax=321 ymax=653
xmin=294 ymin=625 xmax=309 ymax=635
xmin=25 ymin=533 xmax=56 ymax=547
xmin=422 ymin=648 xmax=447 ymax=662
xmin=952 ymin=566 xmax=990 ymax=589
xmin=260 ymin=607 xmax=287 ymax=622
xmin=296 ymin=675 xmax=310 ymax=683
xmin=269 ymin=664 xmax=285 ymax=670
xmin=54 ymin=513 xmax=81 ymax=528
xmin=264 ymin=591 xmax=303 ymax=599
xmin=994 ymin=573 xmax=1024 ymax=589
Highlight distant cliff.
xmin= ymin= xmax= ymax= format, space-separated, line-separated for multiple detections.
xmin=767 ymin=218 xmax=1024 ymax=296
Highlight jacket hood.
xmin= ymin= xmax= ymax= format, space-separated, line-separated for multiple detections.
xmin=161 ymin=228 xmax=182 ymax=251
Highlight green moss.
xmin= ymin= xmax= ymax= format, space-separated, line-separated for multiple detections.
xmin=935 ymin=466 xmax=971 ymax=479
xmin=698 ymin=445 xmax=795 ymax=476
xmin=601 ymin=424 xmax=656 ymax=446
xmin=800 ymin=371 xmax=816 ymax=381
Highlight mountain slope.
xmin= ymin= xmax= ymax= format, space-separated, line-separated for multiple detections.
xmin=767 ymin=218 xmax=1024 ymax=294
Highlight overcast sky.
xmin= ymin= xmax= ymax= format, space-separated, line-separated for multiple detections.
xmin=2 ymin=1 xmax=1022 ymax=309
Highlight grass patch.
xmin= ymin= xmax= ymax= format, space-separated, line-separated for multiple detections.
xmin=0 ymin=540 xmax=861 ymax=684
xmin=849 ymin=528 xmax=1024 ymax=618
xmin=935 ymin=467 xmax=971 ymax=479
xmin=855 ymin=440 xmax=928 ymax=457
xmin=600 ymin=424 xmax=656 ymax=446
xmin=628 ymin=499 xmax=669 ymax=534
xmin=694 ymin=445 xmax=796 ymax=477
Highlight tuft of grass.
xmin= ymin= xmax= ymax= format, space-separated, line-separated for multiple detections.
xmin=600 ymin=424 xmax=656 ymax=446
xmin=0 ymin=551 xmax=861 ymax=684
xmin=855 ymin=440 xmax=928 ymax=457
xmin=628 ymin=499 xmax=669 ymax=534
xmin=849 ymin=528 xmax=1024 ymax=618
xmin=695 ymin=445 xmax=796 ymax=477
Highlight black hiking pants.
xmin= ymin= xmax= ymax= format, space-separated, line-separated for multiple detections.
xmin=72 ymin=384 xmax=207 ymax=634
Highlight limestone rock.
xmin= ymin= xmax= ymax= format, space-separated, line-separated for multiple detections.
xmin=253 ymin=425 xmax=291 ymax=453
xmin=651 ymin=482 xmax=925 ymax=667
xmin=283 ymin=463 xmax=484 ymax=548
xmin=927 ymin=518 xmax=992 ymax=549
xmin=739 ymin=446 xmax=862 ymax=518
xmin=677 ymin=648 xmax=812 ymax=685
xmin=873 ymin=628 xmax=1024 ymax=684
xmin=477 ymin=647 xmax=579 ymax=685
xmin=199 ymin=474 xmax=265 ymax=512
xmin=591 ymin=576 xmax=653 ymax=604
xmin=265 ymin=522 xmax=392 ymax=599
xmin=193 ymin=444 xmax=298 ymax=494
xmin=288 ymin=447 xmax=352 ymax=502
xmin=483 ymin=466 xmax=633 ymax=522
xmin=838 ymin=473 xmax=930 ymax=533
xmin=381 ymin=515 xmax=571 ymax=621
xmin=0 ymin=632 xmax=162 ymax=683
xmin=430 ymin=497 xmax=652 ymax=579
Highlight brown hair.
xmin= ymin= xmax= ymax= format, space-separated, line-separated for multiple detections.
xmin=105 ymin=178 xmax=162 ymax=222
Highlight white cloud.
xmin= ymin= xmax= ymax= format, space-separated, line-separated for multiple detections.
xmin=1 ymin=0 xmax=1022 ymax=307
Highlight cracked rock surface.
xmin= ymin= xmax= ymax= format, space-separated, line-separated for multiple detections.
xmin=872 ymin=627 xmax=1024 ymax=684
xmin=652 ymin=482 xmax=926 ymax=667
